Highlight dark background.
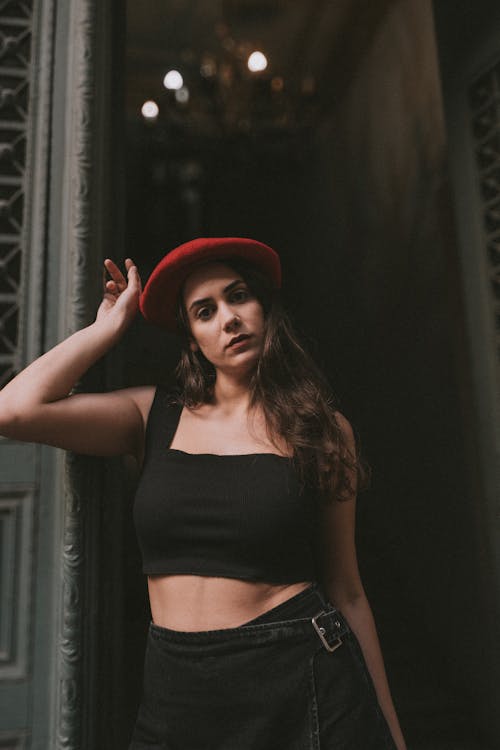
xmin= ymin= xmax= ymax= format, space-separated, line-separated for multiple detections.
xmin=96 ymin=2 xmax=494 ymax=748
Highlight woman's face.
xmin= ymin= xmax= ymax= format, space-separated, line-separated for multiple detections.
xmin=182 ymin=261 xmax=265 ymax=376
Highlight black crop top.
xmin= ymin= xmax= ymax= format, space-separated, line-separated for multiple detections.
xmin=133 ymin=385 xmax=320 ymax=583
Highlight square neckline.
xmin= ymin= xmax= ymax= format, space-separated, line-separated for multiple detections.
xmin=166 ymin=401 xmax=293 ymax=460
xmin=166 ymin=447 xmax=292 ymax=459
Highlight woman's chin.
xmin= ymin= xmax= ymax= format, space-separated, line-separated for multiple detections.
xmin=216 ymin=354 xmax=259 ymax=378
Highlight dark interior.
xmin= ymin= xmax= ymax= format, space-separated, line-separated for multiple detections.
xmin=110 ymin=2 xmax=486 ymax=748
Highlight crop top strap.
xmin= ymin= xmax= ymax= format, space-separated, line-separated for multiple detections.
xmin=144 ymin=385 xmax=183 ymax=454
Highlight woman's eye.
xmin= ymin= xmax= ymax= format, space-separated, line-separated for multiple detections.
xmin=232 ymin=288 xmax=249 ymax=302
xmin=197 ymin=307 xmax=212 ymax=320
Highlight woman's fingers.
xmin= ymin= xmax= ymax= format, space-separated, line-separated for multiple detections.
xmin=125 ymin=258 xmax=142 ymax=292
xmin=103 ymin=258 xmax=141 ymax=293
xmin=102 ymin=258 xmax=142 ymax=310
xmin=104 ymin=258 xmax=128 ymax=289
xmin=96 ymin=258 xmax=141 ymax=326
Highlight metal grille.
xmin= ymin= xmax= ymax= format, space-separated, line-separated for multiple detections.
xmin=470 ymin=62 xmax=500 ymax=362
xmin=0 ymin=1 xmax=32 ymax=387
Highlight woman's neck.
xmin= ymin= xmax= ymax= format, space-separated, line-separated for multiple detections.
xmin=212 ymin=372 xmax=253 ymax=415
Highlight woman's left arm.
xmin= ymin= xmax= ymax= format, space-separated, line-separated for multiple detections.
xmin=317 ymin=412 xmax=407 ymax=750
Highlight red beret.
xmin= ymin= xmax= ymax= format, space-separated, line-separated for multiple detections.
xmin=139 ymin=236 xmax=282 ymax=331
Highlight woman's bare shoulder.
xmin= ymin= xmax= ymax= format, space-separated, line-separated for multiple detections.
xmin=129 ymin=383 xmax=184 ymax=426
xmin=125 ymin=384 xmax=168 ymax=430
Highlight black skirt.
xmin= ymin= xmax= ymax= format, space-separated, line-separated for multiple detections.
xmin=128 ymin=581 xmax=396 ymax=750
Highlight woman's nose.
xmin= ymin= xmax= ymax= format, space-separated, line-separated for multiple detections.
xmin=222 ymin=308 xmax=241 ymax=331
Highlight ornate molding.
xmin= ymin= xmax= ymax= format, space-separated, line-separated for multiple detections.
xmin=0 ymin=0 xmax=56 ymax=742
xmin=469 ymin=62 xmax=500 ymax=366
xmin=0 ymin=486 xmax=34 ymax=679
xmin=0 ymin=0 xmax=33 ymax=387
xmin=0 ymin=731 xmax=29 ymax=749
xmin=56 ymin=1 xmax=98 ymax=748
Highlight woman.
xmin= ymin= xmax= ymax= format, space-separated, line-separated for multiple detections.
xmin=0 ymin=236 xmax=406 ymax=749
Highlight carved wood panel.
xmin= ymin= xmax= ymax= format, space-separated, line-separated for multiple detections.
xmin=0 ymin=0 xmax=33 ymax=388
xmin=0 ymin=487 xmax=34 ymax=680
xmin=0 ymin=732 xmax=29 ymax=749
xmin=469 ymin=61 xmax=500 ymax=363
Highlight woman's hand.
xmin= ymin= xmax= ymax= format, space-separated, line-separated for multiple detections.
xmin=96 ymin=257 xmax=142 ymax=328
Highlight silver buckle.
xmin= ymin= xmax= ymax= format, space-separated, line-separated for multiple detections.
xmin=311 ymin=610 xmax=343 ymax=653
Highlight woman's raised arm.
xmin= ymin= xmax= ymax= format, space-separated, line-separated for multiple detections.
xmin=0 ymin=258 xmax=154 ymax=460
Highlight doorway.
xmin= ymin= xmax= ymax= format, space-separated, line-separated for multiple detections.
xmin=112 ymin=1 xmax=486 ymax=747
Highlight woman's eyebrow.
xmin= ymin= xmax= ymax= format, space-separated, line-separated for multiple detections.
xmin=188 ymin=279 xmax=244 ymax=313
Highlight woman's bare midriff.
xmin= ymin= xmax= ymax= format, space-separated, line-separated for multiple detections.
xmin=148 ymin=574 xmax=314 ymax=632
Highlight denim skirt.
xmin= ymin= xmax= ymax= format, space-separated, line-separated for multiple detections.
xmin=128 ymin=581 xmax=396 ymax=750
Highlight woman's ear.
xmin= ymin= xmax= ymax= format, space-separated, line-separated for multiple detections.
xmin=189 ymin=338 xmax=199 ymax=353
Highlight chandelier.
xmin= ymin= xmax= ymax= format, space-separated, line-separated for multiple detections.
xmin=137 ymin=20 xmax=320 ymax=139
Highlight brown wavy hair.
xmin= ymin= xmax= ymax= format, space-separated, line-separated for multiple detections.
xmin=173 ymin=258 xmax=371 ymax=506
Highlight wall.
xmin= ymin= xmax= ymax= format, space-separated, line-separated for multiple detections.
xmin=305 ymin=0 xmax=486 ymax=743
xmin=122 ymin=0 xmax=489 ymax=744
xmin=203 ymin=0 xmax=484 ymax=743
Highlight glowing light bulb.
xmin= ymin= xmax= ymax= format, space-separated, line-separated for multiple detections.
xmin=141 ymin=100 xmax=159 ymax=119
xmin=247 ymin=51 xmax=267 ymax=72
xmin=163 ymin=70 xmax=183 ymax=90
xmin=175 ymin=86 xmax=189 ymax=103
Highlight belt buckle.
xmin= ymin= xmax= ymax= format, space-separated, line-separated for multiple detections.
xmin=311 ymin=610 xmax=343 ymax=653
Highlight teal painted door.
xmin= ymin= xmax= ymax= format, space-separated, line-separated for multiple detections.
xmin=0 ymin=1 xmax=63 ymax=747
xmin=1 ymin=0 xmax=126 ymax=747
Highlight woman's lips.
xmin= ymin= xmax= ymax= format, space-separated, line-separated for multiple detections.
xmin=227 ymin=334 xmax=251 ymax=349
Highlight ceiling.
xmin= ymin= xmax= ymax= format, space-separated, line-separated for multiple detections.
xmin=126 ymin=0 xmax=395 ymax=137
